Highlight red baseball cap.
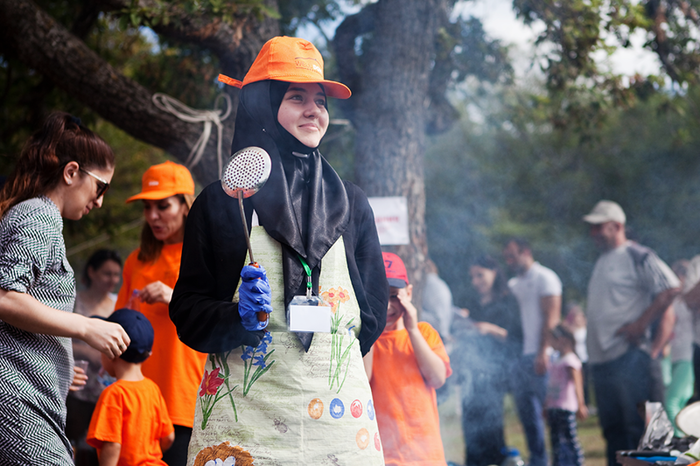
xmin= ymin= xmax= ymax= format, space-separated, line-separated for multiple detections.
xmin=383 ymin=252 xmax=409 ymax=289
xmin=218 ymin=36 xmax=351 ymax=100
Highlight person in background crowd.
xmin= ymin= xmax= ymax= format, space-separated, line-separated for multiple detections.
xmin=369 ymin=252 xmax=451 ymax=465
xmin=422 ymin=259 xmax=455 ymax=341
xmin=115 ymin=161 xmax=205 ymax=466
xmin=503 ymin=237 xmax=562 ymax=466
xmin=67 ymin=249 xmax=123 ymax=465
xmin=545 ymin=325 xmax=587 ymax=466
xmin=170 ymin=36 xmax=388 ymax=465
xmin=87 ymin=308 xmax=174 ymax=466
xmin=451 ymin=255 xmax=523 ymax=466
xmin=0 ymin=112 xmax=129 ymax=465
xmin=680 ymin=255 xmax=700 ymax=404
xmin=564 ymin=303 xmax=590 ymax=407
xmin=665 ymin=260 xmax=694 ymax=437
xmin=583 ymin=200 xmax=680 ymax=466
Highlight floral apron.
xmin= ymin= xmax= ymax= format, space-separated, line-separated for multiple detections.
xmin=187 ymin=226 xmax=385 ymax=466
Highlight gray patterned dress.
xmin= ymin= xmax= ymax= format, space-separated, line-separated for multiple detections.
xmin=0 ymin=196 xmax=76 ymax=465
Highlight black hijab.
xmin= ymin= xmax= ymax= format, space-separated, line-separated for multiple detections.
xmin=232 ymin=80 xmax=350 ymax=349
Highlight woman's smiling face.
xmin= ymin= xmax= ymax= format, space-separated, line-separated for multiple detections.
xmin=277 ymin=83 xmax=329 ymax=148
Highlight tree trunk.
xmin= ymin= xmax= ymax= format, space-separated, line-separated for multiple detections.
xmin=334 ymin=0 xmax=451 ymax=308
xmin=0 ymin=0 xmax=278 ymax=185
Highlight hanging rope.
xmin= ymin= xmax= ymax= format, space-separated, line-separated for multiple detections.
xmin=152 ymin=92 xmax=233 ymax=176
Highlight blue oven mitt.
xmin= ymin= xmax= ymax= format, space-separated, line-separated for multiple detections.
xmin=238 ymin=264 xmax=273 ymax=331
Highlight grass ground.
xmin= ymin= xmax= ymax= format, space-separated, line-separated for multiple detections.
xmin=439 ymin=388 xmax=607 ymax=466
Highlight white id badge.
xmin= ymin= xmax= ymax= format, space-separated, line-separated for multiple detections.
xmin=288 ymin=295 xmax=331 ymax=333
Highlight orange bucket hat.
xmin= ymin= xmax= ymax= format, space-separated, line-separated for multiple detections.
xmin=218 ymin=36 xmax=351 ymax=99
xmin=126 ymin=161 xmax=195 ymax=203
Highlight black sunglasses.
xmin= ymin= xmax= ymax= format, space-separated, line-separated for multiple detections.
xmin=79 ymin=167 xmax=110 ymax=199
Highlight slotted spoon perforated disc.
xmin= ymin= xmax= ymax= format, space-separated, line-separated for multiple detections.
xmin=221 ymin=146 xmax=272 ymax=199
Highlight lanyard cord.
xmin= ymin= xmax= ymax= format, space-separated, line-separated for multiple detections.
xmin=297 ymin=255 xmax=313 ymax=298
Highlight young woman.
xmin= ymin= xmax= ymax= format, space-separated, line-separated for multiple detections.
xmin=451 ymin=255 xmax=523 ymax=466
xmin=0 ymin=112 xmax=129 ymax=465
xmin=170 ymin=37 xmax=387 ymax=465
xmin=115 ymin=161 xmax=206 ymax=466
xmin=68 ymin=248 xmax=123 ymax=466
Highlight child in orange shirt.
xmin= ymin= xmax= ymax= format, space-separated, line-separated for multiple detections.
xmin=367 ymin=252 xmax=452 ymax=465
xmin=87 ymin=308 xmax=175 ymax=466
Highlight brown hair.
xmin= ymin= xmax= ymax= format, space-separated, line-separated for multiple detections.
xmin=0 ymin=112 xmax=115 ymax=218
xmin=137 ymin=193 xmax=194 ymax=263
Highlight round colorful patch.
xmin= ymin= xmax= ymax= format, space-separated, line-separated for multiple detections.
xmin=307 ymin=398 xmax=324 ymax=419
xmin=350 ymin=399 xmax=363 ymax=418
xmin=329 ymin=398 xmax=345 ymax=419
xmin=367 ymin=399 xmax=375 ymax=420
xmin=374 ymin=432 xmax=381 ymax=451
xmin=356 ymin=428 xmax=370 ymax=450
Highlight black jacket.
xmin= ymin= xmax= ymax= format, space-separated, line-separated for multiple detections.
xmin=169 ymin=179 xmax=388 ymax=356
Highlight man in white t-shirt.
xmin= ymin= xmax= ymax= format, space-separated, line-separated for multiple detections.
xmin=503 ymin=238 xmax=562 ymax=466
xmin=583 ymin=200 xmax=680 ymax=466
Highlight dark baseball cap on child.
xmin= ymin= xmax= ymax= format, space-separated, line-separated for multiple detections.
xmin=105 ymin=308 xmax=154 ymax=363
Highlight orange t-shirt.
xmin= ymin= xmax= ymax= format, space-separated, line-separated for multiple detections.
xmin=115 ymin=243 xmax=207 ymax=427
xmin=371 ymin=322 xmax=452 ymax=466
xmin=87 ymin=378 xmax=174 ymax=466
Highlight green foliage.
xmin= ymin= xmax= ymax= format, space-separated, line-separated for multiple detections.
xmin=426 ymin=82 xmax=700 ymax=305
xmin=119 ymin=0 xmax=279 ymax=30
xmin=277 ymin=0 xmax=342 ymax=36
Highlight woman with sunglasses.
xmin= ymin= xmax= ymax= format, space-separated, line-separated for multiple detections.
xmin=0 ymin=112 xmax=130 ymax=465
xmin=115 ymin=161 xmax=206 ymax=466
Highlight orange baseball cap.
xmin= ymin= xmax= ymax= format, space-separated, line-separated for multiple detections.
xmin=218 ymin=36 xmax=351 ymax=100
xmin=126 ymin=161 xmax=195 ymax=203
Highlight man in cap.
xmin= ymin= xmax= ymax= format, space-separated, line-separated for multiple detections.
xmin=367 ymin=252 xmax=452 ymax=466
xmin=583 ymin=200 xmax=680 ymax=466
xmin=502 ymin=237 xmax=562 ymax=466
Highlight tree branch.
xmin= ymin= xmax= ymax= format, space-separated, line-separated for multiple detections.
xmin=0 ymin=0 xmax=278 ymax=184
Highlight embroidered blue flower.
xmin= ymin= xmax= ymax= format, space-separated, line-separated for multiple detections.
xmin=253 ymin=353 xmax=267 ymax=368
xmin=241 ymin=346 xmax=254 ymax=361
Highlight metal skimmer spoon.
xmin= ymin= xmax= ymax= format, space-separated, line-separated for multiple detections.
xmin=221 ymin=146 xmax=272 ymax=322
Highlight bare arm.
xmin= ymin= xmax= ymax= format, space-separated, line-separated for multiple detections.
xmin=98 ymin=442 xmax=121 ymax=466
xmin=650 ymin=305 xmax=676 ymax=358
xmin=398 ymin=288 xmax=447 ymax=389
xmin=363 ymin=345 xmax=374 ymax=381
xmin=474 ymin=321 xmax=508 ymax=340
xmin=0 ymin=289 xmax=129 ymax=359
xmin=570 ymin=366 xmax=588 ymax=420
xmin=535 ymin=295 xmax=561 ymax=375
xmin=617 ymin=287 xmax=680 ymax=343
xmin=160 ymin=430 xmax=175 ymax=452
xmin=684 ymin=280 xmax=700 ymax=311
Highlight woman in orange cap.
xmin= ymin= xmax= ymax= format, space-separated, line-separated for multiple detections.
xmin=171 ymin=37 xmax=388 ymax=464
xmin=115 ymin=161 xmax=206 ymax=466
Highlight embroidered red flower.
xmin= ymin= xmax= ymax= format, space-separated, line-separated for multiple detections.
xmin=200 ymin=367 xmax=224 ymax=397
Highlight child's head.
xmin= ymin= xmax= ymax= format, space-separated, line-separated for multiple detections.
xmin=550 ymin=324 xmax=576 ymax=353
xmin=383 ymin=252 xmax=412 ymax=327
xmin=103 ymin=308 xmax=154 ymax=364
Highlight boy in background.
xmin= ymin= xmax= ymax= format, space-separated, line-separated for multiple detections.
xmin=87 ymin=308 xmax=174 ymax=466
xmin=366 ymin=252 xmax=452 ymax=465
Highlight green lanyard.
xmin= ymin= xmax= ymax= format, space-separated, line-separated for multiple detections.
xmin=297 ymin=254 xmax=313 ymax=298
